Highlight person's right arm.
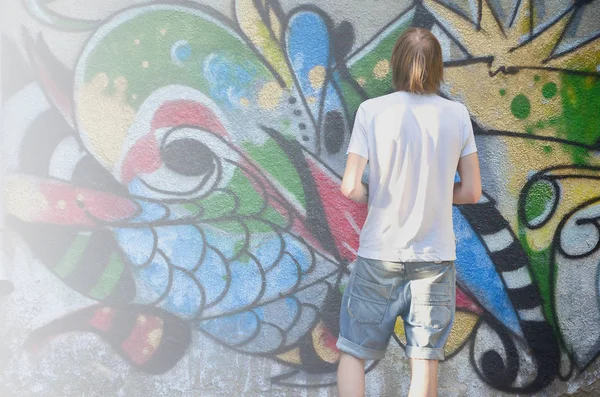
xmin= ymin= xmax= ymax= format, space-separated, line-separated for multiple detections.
xmin=453 ymin=152 xmax=481 ymax=204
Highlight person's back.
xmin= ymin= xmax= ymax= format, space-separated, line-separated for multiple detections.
xmin=336 ymin=27 xmax=481 ymax=397
xmin=351 ymin=92 xmax=476 ymax=262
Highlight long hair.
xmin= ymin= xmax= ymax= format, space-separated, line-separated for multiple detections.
xmin=391 ymin=28 xmax=443 ymax=94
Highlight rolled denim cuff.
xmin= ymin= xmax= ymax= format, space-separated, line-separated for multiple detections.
xmin=336 ymin=335 xmax=386 ymax=360
xmin=405 ymin=345 xmax=445 ymax=361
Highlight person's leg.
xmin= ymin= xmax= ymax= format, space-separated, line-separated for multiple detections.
xmin=337 ymin=353 xmax=365 ymax=397
xmin=408 ymin=358 xmax=438 ymax=397
xmin=336 ymin=257 xmax=403 ymax=396
xmin=401 ymin=261 xmax=456 ymax=397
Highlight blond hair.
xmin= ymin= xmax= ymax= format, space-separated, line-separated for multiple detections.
xmin=391 ymin=28 xmax=443 ymax=94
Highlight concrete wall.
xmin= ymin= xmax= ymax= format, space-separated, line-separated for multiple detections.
xmin=1 ymin=0 xmax=599 ymax=395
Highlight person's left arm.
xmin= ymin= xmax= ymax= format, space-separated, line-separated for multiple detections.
xmin=341 ymin=153 xmax=369 ymax=203
xmin=341 ymin=104 xmax=370 ymax=203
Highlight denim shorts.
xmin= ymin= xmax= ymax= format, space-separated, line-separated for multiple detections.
xmin=337 ymin=256 xmax=456 ymax=361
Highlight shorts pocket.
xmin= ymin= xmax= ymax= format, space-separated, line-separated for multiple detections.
xmin=409 ymin=281 xmax=452 ymax=330
xmin=348 ymin=274 xmax=392 ymax=325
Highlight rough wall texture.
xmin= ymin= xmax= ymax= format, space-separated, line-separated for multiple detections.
xmin=1 ymin=0 xmax=599 ymax=395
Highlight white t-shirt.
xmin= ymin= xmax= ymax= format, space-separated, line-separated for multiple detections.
xmin=347 ymin=91 xmax=477 ymax=262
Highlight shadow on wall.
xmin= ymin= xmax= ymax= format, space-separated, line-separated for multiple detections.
xmin=2 ymin=0 xmax=600 ymax=394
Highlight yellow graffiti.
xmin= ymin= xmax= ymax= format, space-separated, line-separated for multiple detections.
xmin=394 ymin=311 xmax=479 ymax=356
xmin=258 ymin=81 xmax=284 ymax=109
xmin=76 ymin=73 xmax=136 ymax=171
xmin=425 ymin=0 xmax=597 ymax=134
xmin=276 ymin=347 xmax=302 ymax=365
xmin=309 ymin=65 xmax=326 ymax=90
xmin=373 ymin=59 xmax=390 ymax=80
xmin=147 ymin=327 xmax=163 ymax=349
xmin=425 ymin=0 xmax=573 ymax=71
xmin=311 ymin=322 xmax=340 ymax=364
xmin=524 ymin=169 xmax=600 ymax=251
xmin=236 ymin=0 xmax=293 ymax=86
xmin=487 ymin=136 xmax=600 ymax=232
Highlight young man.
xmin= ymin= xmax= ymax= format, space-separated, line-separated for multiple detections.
xmin=336 ymin=28 xmax=482 ymax=397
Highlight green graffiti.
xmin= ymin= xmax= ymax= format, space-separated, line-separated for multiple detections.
xmin=348 ymin=16 xmax=413 ymax=98
xmin=339 ymin=78 xmax=365 ymax=117
xmin=519 ymin=238 xmax=558 ymax=333
xmin=511 ymin=94 xmax=531 ymax=119
xmin=89 ymin=252 xmax=125 ymax=300
xmin=54 ymin=234 xmax=89 ymax=278
xmin=518 ymin=179 xmax=561 ymax=336
xmin=524 ymin=181 xmax=555 ymax=224
xmin=542 ymin=82 xmax=557 ymax=99
xmin=244 ymin=139 xmax=306 ymax=208
xmin=558 ymin=74 xmax=600 ymax=165
xmin=83 ymin=10 xmax=273 ymax=109
xmin=197 ymin=190 xmax=237 ymax=219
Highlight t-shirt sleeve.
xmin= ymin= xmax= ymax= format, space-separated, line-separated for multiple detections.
xmin=460 ymin=104 xmax=477 ymax=158
xmin=346 ymin=104 xmax=369 ymax=160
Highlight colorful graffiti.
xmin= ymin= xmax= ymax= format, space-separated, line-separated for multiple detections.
xmin=2 ymin=0 xmax=599 ymax=394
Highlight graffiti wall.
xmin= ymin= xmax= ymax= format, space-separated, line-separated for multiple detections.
xmin=1 ymin=0 xmax=599 ymax=395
